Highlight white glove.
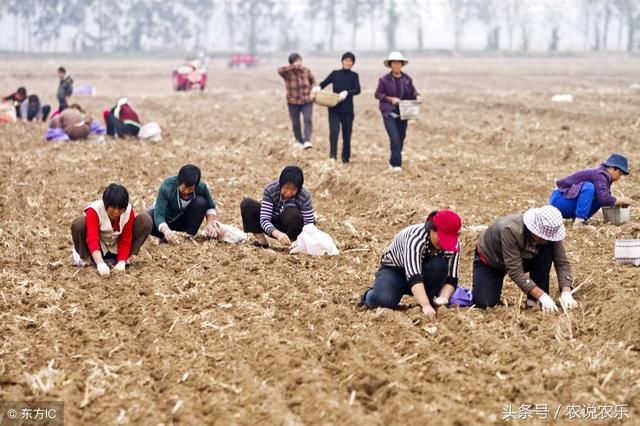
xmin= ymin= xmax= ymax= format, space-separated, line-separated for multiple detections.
xmin=537 ymin=293 xmax=558 ymax=313
xmin=416 ymin=95 xmax=423 ymax=103
xmin=96 ymin=262 xmax=111 ymax=277
xmin=160 ymin=224 xmax=179 ymax=244
xmin=113 ymin=261 xmax=126 ymax=272
xmin=311 ymin=86 xmax=321 ymax=94
xmin=559 ymin=291 xmax=578 ymax=310
xmin=339 ymin=90 xmax=348 ymax=100
xmin=433 ymin=296 xmax=449 ymax=306
xmin=205 ymin=221 xmax=221 ymax=239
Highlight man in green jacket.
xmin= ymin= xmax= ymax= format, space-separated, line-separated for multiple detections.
xmin=147 ymin=164 xmax=221 ymax=243
xmin=57 ymin=66 xmax=73 ymax=112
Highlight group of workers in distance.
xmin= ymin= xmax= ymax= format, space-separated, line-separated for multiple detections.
xmin=278 ymin=50 xmax=420 ymax=170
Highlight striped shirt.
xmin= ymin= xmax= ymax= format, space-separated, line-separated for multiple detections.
xmin=380 ymin=224 xmax=460 ymax=286
xmin=260 ymin=180 xmax=315 ymax=236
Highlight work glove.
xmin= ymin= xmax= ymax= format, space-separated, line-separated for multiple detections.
xmin=113 ymin=261 xmax=126 ymax=272
xmin=559 ymin=291 xmax=578 ymax=310
xmin=160 ymin=224 xmax=180 ymax=244
xmin=433 ymin=296 xmax=449 ymax=306
xmin=205 ymin=221 xmax=221 ymax=239
xmin=537 ymin=293 xmax=558 ymax=313
xmin=416 ymin=95 xmax=423 ymax=103
xmin=339 ymin=90 xmax=348 ymax=101
xmin=311 ymin=86 xmax=321 ymax=94
xmin=96 ymin=262 xmax=111 ymax=277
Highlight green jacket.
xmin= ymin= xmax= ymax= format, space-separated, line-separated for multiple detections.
xmin=153 ymin=176 xmax=216 ymax=226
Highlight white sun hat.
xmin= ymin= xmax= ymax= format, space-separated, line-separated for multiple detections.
xmin=523 ymin=205 xmax=566 ymax=242
xmin=384 ymin=51 xmax=408 ymax=68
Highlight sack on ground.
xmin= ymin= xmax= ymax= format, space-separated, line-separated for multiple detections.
xmin=449 ymin=286 xmax=473 ymax=307
xmin=138 ymin=122 xmax=162 ymax=141
xmin=290 ymin=224 xmax=339 ymax=256
xmin=217 ymin=223 xmax=247 ymax=244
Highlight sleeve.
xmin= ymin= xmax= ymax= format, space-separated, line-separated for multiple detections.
xmin=153 ymin=185 xmax=170 ymax=229
xmin=350 ymin=73 xmax=361 ymax=97
xmin=117 ymin=209 xmax=135 ymax=262
xmin=552 ymin=241 xmax=574 ymax=290
xmin=278 ymin=65 xmax=292 ymax=78
xmin=404 ymin=236 xmax=425 ymax=286
xmin=300 ymin=193 xmax=315 ymax=225
xmin=85 ymin=208 xmax=102 ymax=254
xmin=406 ymin=77 xmax=419 ymax=100
xmin=319 ymin=71 xmax=333 ymax=89
xmin=259 ymin=190 xmax=276 ymax=236
xmin=374 ymin=78 xmax=388 ymax=102
xmin=20 ymin=101 xmax=28 ymax=120
xmin=198 ymin=182 xmax=217 ymax=216
xmin=501 ymin=228 xmax=536 ymax=294
xmin=445 ymin=250 xmax=460 ymax=287
xmin=593 ymin=174 xmax=617 ymax=207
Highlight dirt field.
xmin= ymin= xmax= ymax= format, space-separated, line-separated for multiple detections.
xmin=1 ymin=55 xmax=639 ymax=425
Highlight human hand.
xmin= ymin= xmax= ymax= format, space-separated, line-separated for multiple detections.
xmin=339 ymin=90 xmax=348 ymax=101
xmin=617 ymin=196 xmax=633 ymax=207
xmin=311 ymin=86 xmax=321 ymax=94
xmin=433 ymin=296 xmax=449 ymax=307
xmin=205 ymin=221 xmax=221 ymax=239
xmin=97 ymin=262 xmax=111 ymax=277
xmin=274 ymin=230 xmax=291 ymax=247
xmin=113 ymin=261 xmax=126 ymax=272
xmin=390 ymin=97 xmax=401 ymax=105
xmin=537 ymin=293 xmax=558 ymax=313
xmin=559 ymin=291 xmax=578 ymax=310
xmin=422 ymin=304 xmax=436 ymax=317
xmin=416 ymin=95 xmax=423 ymax=103
xmin=163 ymin=229 xmax=180 ymax=244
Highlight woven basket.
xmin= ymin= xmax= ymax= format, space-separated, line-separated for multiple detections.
xmin=314 ymin=91 xmax=341 ymax=107
xmin=602 ymin=206 xmax=630 ymax=225
xmin=399 ymin=100 xmax=420 ymax=120
xmin=615 ymin=239 xmax=640 ymax=266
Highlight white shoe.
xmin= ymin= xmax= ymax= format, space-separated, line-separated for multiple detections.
xmin=388 ymin=165 xmax=402 ymax=172
xmin=72 ymin=247 xmax=88 ymax=267
xmin=302 ymin=141 xmax=313 ymax=150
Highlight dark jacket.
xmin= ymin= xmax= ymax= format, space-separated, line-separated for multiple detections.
xmin=319 ymin=69 xmax=361 ymax=114
xmin=555 ymin=165 xmax=616 ymax=207
xmin=374 ymin=72 xmax=419 ymax=117
xmin=477 ymin=213 xmax=573 ymax=293
xmin=57 ymin=76 xmax=74 ymax=101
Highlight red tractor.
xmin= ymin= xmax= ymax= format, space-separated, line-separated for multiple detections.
xmin=172 ymin=60 xmax=207 ymax=91
xmin=228 ymin=54 xmax=259 ymax=68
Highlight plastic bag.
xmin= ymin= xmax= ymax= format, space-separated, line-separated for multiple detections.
xmin=138 ymin=122 xmax=162 ymax=141
xmin=289 ymin=224 xmax=339 ymax=256
xmin=216 ymin=223 xmax=247 ymax=244
xmin=0 ymin=103 xmax=16 ymax=123
xmin=448 ymin=286 xmax=473 ymax=307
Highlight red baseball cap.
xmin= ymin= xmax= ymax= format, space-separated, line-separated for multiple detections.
xmin=432 ymin=210 xmax=462 ymax=252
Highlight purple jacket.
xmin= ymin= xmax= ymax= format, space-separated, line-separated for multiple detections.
xmin=556 ymin=166 xmax=616 ymax=206
xmin=374 ymin=72 xmax=420 ymax=117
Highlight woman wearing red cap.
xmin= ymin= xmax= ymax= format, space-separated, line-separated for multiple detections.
xmin=359 ymin=210 xmax=462 ymax=316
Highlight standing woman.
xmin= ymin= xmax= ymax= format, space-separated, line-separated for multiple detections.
xmin=278 ymin=53 xmax=316 ymax=150
xmin=313 ymin=52 xmax=361 ymax=163
xmin=374 ymin=51 xmax=422 ymax=171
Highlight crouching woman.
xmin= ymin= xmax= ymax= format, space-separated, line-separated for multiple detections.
xmin=359 ymin=210 xmax=462 ymax=317
xmin=71 ymin=183 xmax=152 ymax=277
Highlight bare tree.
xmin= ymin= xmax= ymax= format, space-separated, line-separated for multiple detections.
xmin=365 ymin=0 xmax=384 ymax=50
xmin=409 ymin=0 xmax=428 ymax=50
xmin=613 ymin=0 xmax=640 ymax=51
xmin=448 ymin=0 xmax=473 ymax=51
xmin=307 ymin=0 xmax=340 ymax=51
xmin=475 ymin=0 xmax=501 ymax=51
xmin=384 ymin=0 xmax=399 ymax=50
xmin=344 ymin=0 xmax=363 ymax=49
xmin=511 ymin=0 xmax=532 ymax=52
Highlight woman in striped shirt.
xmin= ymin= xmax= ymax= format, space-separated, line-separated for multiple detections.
xmin=359 ymin=210 xmax=462 ymax=317
xmin=240 ymin=166 xmax=315 ymax=248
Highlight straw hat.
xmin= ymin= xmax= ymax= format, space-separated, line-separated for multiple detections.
xmin=384 ymin=51 xmax=408 ymax=68
xmin=523 ymin=206 xmax=566 ymax=242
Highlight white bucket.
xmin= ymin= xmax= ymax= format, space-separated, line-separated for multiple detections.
xmin=399 ymin=100 xmax=420 ymax=120
xmin=615 ymin=239 xmax=640 ymax=266
xmin=602 ymin=206 xmax=630 ymax=225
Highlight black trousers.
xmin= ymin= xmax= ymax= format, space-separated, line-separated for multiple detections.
xmin=240 ymin=197 xmax=304 ymax=241
xmin=361 ymin=255 xmax=449 ymax=309
xmin=328 ymin=109 xmax=354 ymax=162
xmin=106 ymin=112 xmax=139 ymax=138
xmin=147 ymin=195 xmax=209 ymax=237
xmin=472 ymin=244 xmax=553 ymax=308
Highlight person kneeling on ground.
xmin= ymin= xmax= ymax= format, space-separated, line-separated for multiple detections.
xmin=21 ymin=94 xmax=51 ymax=122
xmin=2 ymin=86 xmax=27 ymax=118
xmin=240 ymin=165 xmax=315 ymax=248
xmin=147 ymin=164 xmax=221 ymax=243
xmin=472 ymin=205 xmax=578 ymax=312
xmin=49 ymin=103 xmax=91 ymax=140
xmin=359 ymin=210 xmax=462 ymax=317
xmin=71 ymin=183 xmax=153 ymax=277
xmin=550 ymin=153 xmax=633 ymax=230
xmin=104 ymin=98 xmax=141 ymax=138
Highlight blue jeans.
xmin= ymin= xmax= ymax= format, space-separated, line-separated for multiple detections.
xmin=383 ymin=115 xmax=408 ymax=167
xmin=361 ymin=255 xmax=448 ymax=309
xmin=549 ymin=182 xmax=601 ymax=220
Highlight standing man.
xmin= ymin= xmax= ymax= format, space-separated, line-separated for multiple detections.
xmin=57 ymin=66 xmax=74 ymax=112
xmin=147 ymin=164 xmax=221 ymax=243
xmin=314 ymin=51 xmax=361 ymax=164
xmin=278 ymin=53 xmax=315 ymax=150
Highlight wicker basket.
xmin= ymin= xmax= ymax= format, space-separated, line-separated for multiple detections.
xmin=615 ymin=239 xmax=640 ymax=266
xmin=399 ymin=100 xmax=420 ymax=120
xmin=602 ymin=206 xmax=630 ymax=225
xmin=314 ymin=91 xmax=341 ymax=107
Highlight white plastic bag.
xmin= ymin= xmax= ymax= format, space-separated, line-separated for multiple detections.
xmin=138 ymin=122 xmax=162 ymax=141
xmin=289 ymin=224 xmax=339 ymax=256
xmin=217 ymin=223 xmax=247 ymax=244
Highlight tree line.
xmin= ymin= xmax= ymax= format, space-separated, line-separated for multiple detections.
xmin=1 ymin=0 xmax=639 ymax=54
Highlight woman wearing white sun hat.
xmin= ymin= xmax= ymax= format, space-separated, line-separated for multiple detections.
xmin=374 ymin=51 xmax=422 ymax=171
xmin=473 ymin=205 xmax=578 ymax=312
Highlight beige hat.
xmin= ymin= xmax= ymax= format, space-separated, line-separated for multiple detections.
xmin=523 ymin=206 xmax=566 ymax=242
xmin=384 ymin=51 xmax=408 ymax=68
